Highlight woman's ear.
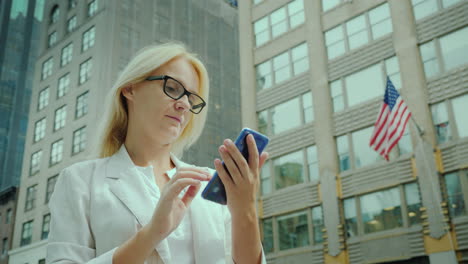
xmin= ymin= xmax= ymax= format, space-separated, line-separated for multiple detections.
xmin=121 ymin=85 xmax=134 ymax=101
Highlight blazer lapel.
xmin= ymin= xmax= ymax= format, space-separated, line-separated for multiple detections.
xmin=105 ymin=145 xmax=170 ymax=263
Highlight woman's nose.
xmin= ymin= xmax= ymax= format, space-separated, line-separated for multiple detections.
xmin=175 ymin=94 xmax=191 ymax=111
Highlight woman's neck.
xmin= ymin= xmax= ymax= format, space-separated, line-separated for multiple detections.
xmin=124 ymin=127 xmax=173 ymax=171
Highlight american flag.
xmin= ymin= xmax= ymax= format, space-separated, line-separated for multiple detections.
xmin=369 ymin=77 xmax=412 ymax=161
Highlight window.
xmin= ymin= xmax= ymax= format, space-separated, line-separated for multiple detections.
xmin=344 ymin=198 xmax=357 ymax=237
xmin=46 ymin=175 xmax=58 ymax=203
xmin=360 ymin=187 xmax=402 ymax=234
xmin=336 ymin=135 xmax=350 ymax=172
xmin=330 ymin=56 xmax=400 ymax=111
xmin=41 ymin=57 xmax=53 ymax=80
xmin=25 ymin=185 xmax=38 ymax=212
xmin=253 ymin=0 xmax=304 ymax=47
xmin=306 ymin=145 xmax=319 ymax=181
xmin=312 ymin=206 xmax=324 ymax=244
xmin=34 ymin=118 xmax=46 ymax=142
xmin=41 ymin=214 xmax=51 ymax=240
xmin=444 ymin=172 xmax=466 ymax=217
xmin=302 ymin=92 xmax=313 ymax=123
xmin=322 ymin=0 xmax=342 ymax=12
xmin=257 ymin=92 xmax=313 ymax=136
xmin=262 ymin=218 xmax=273 ymax=253
xmin=405 ymin=183 xmax=423 ymax=226
xmin=431 ymin=93 xmax=468 ymax=143
xmin=278 ymin=211 xmax=309 ymax=250
xmin=57 ymin=73 xmax=70 ymax=98
xmin=54 ymin=105 xmax=67 ymax=131
xmin=419 ymin=27 xmax=468 ymax=79
xmin=67 ymin=15 xmax=77 ymax=33
xmin=82 ymin=26 xmax=95 ymax=51
xmin=352 ymin=127 xmax=382 ymax=169
xmin=69 ymin=0 xmax=77 ymax=9
xmin=88 ymin=0 xmax=98 ymax=17
xmin=20 ymin=220 xmax=33 ymax=246
xmin=50 ymin=5 xmax=59 ymax=24
xmin=1 ymin=237 xmax=7 ymax=256
xmin=274 ymin=150 xmax=304 ymax=190
xmin=5 ymin=209 xmax=12 ymax=224
xmin=255 ymin=42 xmax=309 ymax=90
xmin=76 ymin=91 xmax=89 ymax=118
xmin=48 ymin=31 xmax=57 ymax=48
xmin=324 ymin=3 xmax=392 ymax=60
xmin=38 ymin=87 xmax=49 ymax=110
xmin=61 ymin=43 xmax=73 ymax=66
xmin=260 ymin=161 xmax=271 ymax=195
xmin=30 ymin=150 xmax=42 ymax=176
xmin=50 ymin=139 xmax=64 ymax=165
xmin=257 ymin=110 xmax=268 ymax=135
xmin=271 ymin=97 xmax=301 ymax=135
xmin=79 ymin=58 xmax=92 ymax=84
xmin=452 ymin=94 xmax=468 ymax=139
xmin=431 ymin=101 xmax=451 ymax=143
xmin=72 ymin=126 xmax=87 ymax=154
xmin=411 ymin=0 xmax=461 ymax=21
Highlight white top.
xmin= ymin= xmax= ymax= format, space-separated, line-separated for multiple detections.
xmin=46 ymin=145 xmax=267 ymax=263
xmin=135 ymin=165 xmax=195 ymax=264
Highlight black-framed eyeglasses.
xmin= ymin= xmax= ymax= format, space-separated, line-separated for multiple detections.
xmin=145 ymin=75 xmax=206 ymax=114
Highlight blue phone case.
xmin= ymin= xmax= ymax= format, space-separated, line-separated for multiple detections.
xmin=201 ymin=128 xmax=270 ymax=205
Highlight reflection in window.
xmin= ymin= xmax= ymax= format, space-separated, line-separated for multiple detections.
xmin=312 ymin=206 xmax=324 ymax=244
xmin=345 ymin=64 xmax=384 ymax=107
xmin=25 ymin=185 xmax=37 ymax=212
xmin=322 ymin=0 xmax=341 ymax=12
xmin=346 ymin=15 xmax=368 ymax=50
xmin=325 ymin=26 xmax=345 ymax=60
xmin=302 ymin=92 xmax=313 ymax=123
xmin=361 ymin=188 xmax=403 ymax=234
xmin=330 ymin=80 xmax=344 ymax=112
xmin=41 ymin=214 xmax=51 ymax=240
xmin=82 ymin=26 xmax=96 ymax=51
xmin=38 ymin=87 xmax=49 ymax=110
xmin=405 ymin=183 xmax=423 ymax=226
xmin=352 ymin=127 xmax=382 ymax=168
xmin=79 ymin=58 xmax=93 ymax=84
xmin=439 ymin=27 xmax=468 ymax=72
xmin=76 ymin=91 xmax=89 ymax=118
xmin=420 ymin=41 xmax=440 ymax=79
xmin=42 ymin=57 xmax=53 ymax=80
xmin=273 ymin=52 xmax=291 ymax=84
xmin=72 ymin=126 xmax=87 ymax=155
xmin=255 ymin=60 xmax=272 ymax=91
xmin=271 ymin=7 xmax=287 ymax=38
xmin=277 ymin=211 xmax=309 ymax=250
xmin=274 ymin=151 xmax=304 ymax=190
xmin=50 ymin=5 xmax=59 ymax=24
xmin=20 ymin=221 xmax=33 ymax=246
xmin=344 ymin=198 xmax=357 ymax=237
xmin=257 ymin=110 xmax=268 ymax=135
xmin=48 ymin=31 xmax=57 ymax=48
xmin=452 ymin=94 xmax=468 ymax=139
xmin=50 ymin=139 xmax=64 ymax=165
xmin=385 ymin=56 xmax=401 ymax=90
xmin=61 ymin=43 xmax=73 ymax=67
xmin=444 ymin=173 xmax=466 ymax=217
xmin=262 ymin=218 xmax=274 ymax=253
xmin=336 ymin=135 xmax=350 ymax=172
xmin=271 ymin=97 xmax=301 ymax=135
xmin=431 ymin=102 xmax=451 ymax=143
xmin=307 ymin=146 xmax=319 ymax=181
xmin=369 ymin=3 xmax=392 ymax=40
xmin=30 ymin=150 xmax=42 ymax=176
xmin=58 ymin=73 xmax=70 ymax=98
xmin=254 ymin=17 xmax=269 ymax=46
xmin=292 ymin=43 xmax=309 ymax=75
xmin=412 ymin=0 xmax=461 ymax=20
xmin=261 ymin=161 xmax=271 ymax=195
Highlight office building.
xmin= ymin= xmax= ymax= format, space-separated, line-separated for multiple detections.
xmin=238 ymin=0 xmax=468 ymax=263
xmin=0 ymin=1 xmax=44 ymax=263
xmin=9 ymin=0 xmax=240 ymax=263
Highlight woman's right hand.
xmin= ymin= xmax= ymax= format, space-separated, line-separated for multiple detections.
xmin=148 ymin=167 xmax=211 ymax=242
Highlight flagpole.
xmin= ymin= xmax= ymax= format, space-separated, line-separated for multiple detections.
xmin=410 ymin=115 xmax=424 ymax=137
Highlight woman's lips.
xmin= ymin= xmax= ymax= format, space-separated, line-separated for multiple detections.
xmin=166 ymin=115 xmax=181 ymax=123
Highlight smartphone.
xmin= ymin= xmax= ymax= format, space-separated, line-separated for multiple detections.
xmin=201 ymin=128 xmax=270 ymax=205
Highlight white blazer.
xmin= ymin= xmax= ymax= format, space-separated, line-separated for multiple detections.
xmin=46 ymin=146 xmax=266 ymax=263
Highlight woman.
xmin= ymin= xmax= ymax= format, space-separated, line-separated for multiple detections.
xmin=46 ymin=43 xmax=269 ymax=263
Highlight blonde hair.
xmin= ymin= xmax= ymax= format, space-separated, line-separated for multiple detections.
xmin=96 ymin=42 xmax=209 ymax=158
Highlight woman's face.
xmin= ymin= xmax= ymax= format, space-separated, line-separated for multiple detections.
xmin=123 ymin=56 xmax=200 ymax=146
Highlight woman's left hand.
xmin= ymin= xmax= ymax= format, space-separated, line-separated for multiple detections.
xmin=214 ymin=134 xmax=269 ymax=217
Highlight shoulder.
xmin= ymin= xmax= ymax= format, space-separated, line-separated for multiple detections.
xmin=59 ymin=157 xmax=110 ymax=185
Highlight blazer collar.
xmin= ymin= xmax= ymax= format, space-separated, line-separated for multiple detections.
xmin=105 ymin=145 xmax=205 ymax=263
